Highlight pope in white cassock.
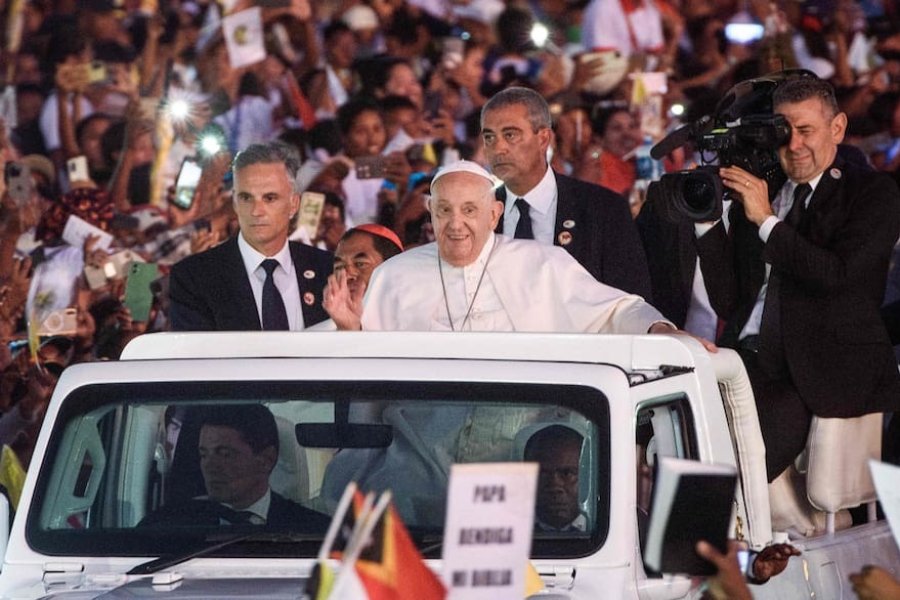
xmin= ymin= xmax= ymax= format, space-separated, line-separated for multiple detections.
xmin=325 ymin=159 xmax=691 ymax=336
xmin=319 ymin=161 xmax=717 ymax=527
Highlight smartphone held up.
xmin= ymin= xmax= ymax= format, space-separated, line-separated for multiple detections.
xmin=355 ymin=155 xmax=388 ymax=180
xmin=4 ymin=162 xmax=34 ymax=207
xmin=173 ymin=157 xmax=203 ymax=210
xmin=67 ymin=156 xmax=90 ymax=184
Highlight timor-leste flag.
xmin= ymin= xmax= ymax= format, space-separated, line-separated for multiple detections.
xmin=305 ymin=483 xmax=368 ymax=600
xmin=354 ymin=503 xmax=446 ymax=600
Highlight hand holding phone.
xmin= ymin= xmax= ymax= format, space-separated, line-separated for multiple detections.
xmin=173 ymin=157 xmax=203 ymax=210
xmin=67 ymin=156 xmax=90 ymax=184
xmin=36 ymin=307 xmax=78 ymax=337
xmin=355 ymin=155 xmax=387 ymax=180
xmin=85 ymin=60 xmax=112 ymax=86
xmin=579 ymin=50 xmax=629 ymax=95
xmin=424 ymin=92 xmax=443 ymax=120
xmin=441 ymin=37 xmax=464 ymax=70
xmin=4 ymin=162 xmax=34 ymax=208
xmin=123 ymin=262 xmax=160 ymax=322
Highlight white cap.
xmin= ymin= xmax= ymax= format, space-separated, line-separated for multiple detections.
xmin=430 ymin=160 xmax=501 ymax=194
xmin=342 ymin=5 xmax=379 ymax=31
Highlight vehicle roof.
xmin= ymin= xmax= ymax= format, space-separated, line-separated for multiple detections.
xmin=121 ymin=332 xmax=703 ymax=372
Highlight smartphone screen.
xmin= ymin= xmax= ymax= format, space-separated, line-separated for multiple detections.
xmin=86 ymin=60 xmax=110 ymax=85
xmin=67 ymin=156 xmax=90 ymax=183
xmin=441 ymin=37 xmax=464 ymax=69
xmin=173 ymin=158 xmax=203 ymax=210
xmin=355 ymin=156 xmax=387 ymax=180
xmin=124 ymin=262 xmax=160 ymax=322
xmin=4 ymin=162 xmax=34 ymax=207
xmin=424 ymin=92 xmax=442 ymax=119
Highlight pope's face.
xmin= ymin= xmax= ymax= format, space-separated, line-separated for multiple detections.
xmin=429 ymin=172 xmax=503 ymax=267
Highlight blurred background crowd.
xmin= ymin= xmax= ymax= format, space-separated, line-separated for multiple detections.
xmin=0 ymin=0 xmax=898 ymax=467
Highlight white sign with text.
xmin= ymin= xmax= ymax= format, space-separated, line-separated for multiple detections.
xmin=61 ymin=215 xmax=113 ymax=252
xmin=442 ymin=462 xmax=538 ymax=599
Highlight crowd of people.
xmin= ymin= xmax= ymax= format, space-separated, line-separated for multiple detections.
xmin=1 ymin=0 xmax=900 ymax=595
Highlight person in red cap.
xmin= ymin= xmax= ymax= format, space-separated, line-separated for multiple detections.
xmin=322 ymin=224 xmax=403 ymax=330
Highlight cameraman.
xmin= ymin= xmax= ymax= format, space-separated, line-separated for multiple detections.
xmin=696 ymin=75 xmax=900 ymax=483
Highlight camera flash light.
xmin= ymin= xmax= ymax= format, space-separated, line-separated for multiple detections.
xmin=530 ymin=23 xmax=549 ymax=48
xmin=199 ymin=134 xmax=223 ymax=155
xmin=167 ymin=99 xmax=191 ymax=121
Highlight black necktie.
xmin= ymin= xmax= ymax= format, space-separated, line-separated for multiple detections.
xmin=227 ymin=509 xmax=258 ymax=524
xmin=514 ymin=198 xmax=534 ymax=240
xmin=261 ymin=259 xmax=289 ymax=331
xmin=217 ymin=505 xmax=259 ymax=524
xmin=785 ymin=183 xmax=812 ymax=227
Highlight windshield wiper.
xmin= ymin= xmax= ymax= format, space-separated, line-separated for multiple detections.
xmin=128 ymin=533 xmax=255 ymax=575
xmin=127 ymin=532 xmax=316 ymax=575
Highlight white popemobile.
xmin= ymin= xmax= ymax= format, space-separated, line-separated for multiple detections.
xmin=0 ymin=331 xmax=895 ymax=599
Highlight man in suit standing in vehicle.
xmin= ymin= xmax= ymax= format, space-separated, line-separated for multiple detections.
xmin=697 ymin=74 xmax=900 ymax=481
xmin=480 ymin=86 xmax=652 ymax=299
xmin=169 ymin=142 xmax=332 ymax=331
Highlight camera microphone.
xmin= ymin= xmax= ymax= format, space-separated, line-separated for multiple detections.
xmin=650 ymin=115 xmax=713 ymax=160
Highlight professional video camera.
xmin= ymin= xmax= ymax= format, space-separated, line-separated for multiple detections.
xmin=647 ymin=70 xmax=817 ymax=223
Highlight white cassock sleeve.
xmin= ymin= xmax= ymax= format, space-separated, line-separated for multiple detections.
xmin=527 ymin=244 xmax=668 ymax=334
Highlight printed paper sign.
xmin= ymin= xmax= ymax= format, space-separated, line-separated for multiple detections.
xmin=442 ymin=462 xmax=538 ymax=599
xmin=222 ymin=7 xmax=266 ymax=69
xmin=295 ymin=191 xmax=325 ymax=240
xmin=61 ymin=214 xmax=113 ymax=252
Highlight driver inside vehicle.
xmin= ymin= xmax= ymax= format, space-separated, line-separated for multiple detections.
xmin=525 ymin=425 xmax=587 ymax=533
xmin=141 ymin=404 xmax=330 ymax=530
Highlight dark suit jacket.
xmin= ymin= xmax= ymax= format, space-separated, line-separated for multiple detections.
xmin=140 ymin=491 xmax=331 ymax=532
xmin=697 ymin=155 xmax=900 ymax=418
xmin=497 ymin=171 xmax=653 ymax=300
xmin=635 ymin=197 xmax=698 ymax=328
xmin=168 ymin=237 xmax=332 ymax=331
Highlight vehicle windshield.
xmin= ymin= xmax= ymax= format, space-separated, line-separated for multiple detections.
xmin=28 ymin=380 xmax=609 ymax=559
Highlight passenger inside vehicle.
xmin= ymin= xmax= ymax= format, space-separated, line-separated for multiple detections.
xmin=31 ymin=384 xmax=607 ymax=560
xmin=141 ymin=404 xmax=330 ymax=530
xmin=525 ymin=425 xmax=586 ymax=533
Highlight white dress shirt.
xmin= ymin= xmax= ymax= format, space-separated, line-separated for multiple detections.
xmin=197 ymin=489 xmax=271 ymax=525
xmin=684 ymin=200 xmax=732 ymax=341
xmin=501 ymin=165 xmax=558 ymax=246
xmin=237 ymin=235 xmax=305 ymax=330
xmin=229 ymin=489 xmax=271 ymax=524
